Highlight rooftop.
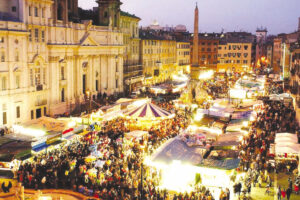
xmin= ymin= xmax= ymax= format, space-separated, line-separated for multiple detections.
xmin=120 ymin=11 xmax=140 ymax=20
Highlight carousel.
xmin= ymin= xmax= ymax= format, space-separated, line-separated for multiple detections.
xmin=122 ymin=99 xmax=175 ymax=131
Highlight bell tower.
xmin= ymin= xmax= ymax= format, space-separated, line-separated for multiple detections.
xmin=97 ymin=0 xmax=122 ymax=27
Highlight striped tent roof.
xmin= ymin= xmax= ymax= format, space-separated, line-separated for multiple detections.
xmin=124 ymin=102 xmax=173 ymax=119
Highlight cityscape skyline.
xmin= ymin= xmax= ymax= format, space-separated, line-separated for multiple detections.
xmin=79 ymin=0 xmax=300 ymax=35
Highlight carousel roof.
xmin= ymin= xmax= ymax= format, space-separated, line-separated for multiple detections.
xmin=124 ymin=101 xmax=173 ymax=119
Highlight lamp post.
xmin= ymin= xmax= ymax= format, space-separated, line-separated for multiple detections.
xmin=86 ymin=90 xmax=92 ymax=114
xmin=140 ymin=163 xmax=143 ymax=200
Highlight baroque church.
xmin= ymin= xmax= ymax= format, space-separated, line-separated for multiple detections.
xmin=0 ymin=0 xmax=124 ymax=126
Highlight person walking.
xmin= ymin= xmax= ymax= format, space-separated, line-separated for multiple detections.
xmin=277 ymin=186 xmax=281 ymax=200
xmin=286 ymin=187 xmax=292 ymax=200
xmin=281 ymin=188 xmax=286 ymax=200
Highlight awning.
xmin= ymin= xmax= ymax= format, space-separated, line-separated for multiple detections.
xmin=32 ymin=142 xmax=48 ymax=152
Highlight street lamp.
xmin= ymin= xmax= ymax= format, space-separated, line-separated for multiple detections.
xmin=86 ymin=90 xmax=92 ymax=114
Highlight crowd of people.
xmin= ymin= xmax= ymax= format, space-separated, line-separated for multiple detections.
xmin=16 ymin=101 xmax=217 ymax=200
xmin=237 ymin=98 xmax=300 ymax=199
xmin=9 ymin=74 xmax=300 ymax=200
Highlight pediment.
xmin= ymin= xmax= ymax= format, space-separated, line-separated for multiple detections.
xmin=80 ymin=33 xmax=99 ymax=46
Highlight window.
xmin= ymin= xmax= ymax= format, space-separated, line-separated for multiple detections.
xmin=243 ymin=60 xmax=248 ymax=64
xmin=29 ymin=6 xmax=31 ymax=16
xmin=16 ymin=106 xmax=20 ymax=118
xmin=29 ymin=30 xmax=32 ymax=42
xmin=43 ymin=107 xmax=46 ymax=116
xmin=16 ymin=75 xmax=20 ymax=88
xmin=207 ymin=48 xmax=211 ymax=52
xmin=31 ymin=110 xmax=34 ymax=120
xmin=201 ymin=42 xmax=205 ymax=45
xmin=12 ymin=6 xmax=17 ymax=12
xmin=116 ymin=62 xmax=118 ymax=72
xmin=42 ymin=8 xmax=45 ymax=18
xmin=1 ymin=52 xmax=4 ymax=62
xmin=244 ymin=45 xmax=248 ymax=50
xmin=237 ymin=60 xmax=240 ymax=64
xmin=228 ymin=45 xmax=231 ymax=50
xmin=116 ymin=79 xmax=118 ymax=88
xmin=2 ymin=112 xmax=7 ymax=125
xmin=96 ymin=80 xmax=99 ymax=91
xmin=43 ymin=69 xmax=46 ymax=84
xmin=201 ymin=48 xmax=205 ymax=51
xmin=244 ymin=53 xmax=248 ymax=57
xmin=34 ymin=7 xmax=38 ymax=17
xmin=2 ymin=77 xmax=6 ymax=90
xmin=208 ymin=55 xmax=211 ymax=59
xmin=0 ymin=37 xmax=4 ymax=43
xmin=61 ymin=88 xmax=65 ymax=102
xmin=207 ymin=43 xmax=211 ymax=46
xmin=41 ymin=31 xmax=45 ymax=42
xmin=30 ymin=69 xmax=34 ymax=86
xmin=35 ymin=68 xmax=41 ymax=85
xmin=35 ymin=29 xmax=39 ymax=42
xmin=61 ymin=66 xmax=65 ymax=80
xmin=15 ymin=50 xmax=19 ymax=62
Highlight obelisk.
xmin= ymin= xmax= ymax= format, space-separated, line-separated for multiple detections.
xmin=191 ymin=3 xmax=200 ymax=80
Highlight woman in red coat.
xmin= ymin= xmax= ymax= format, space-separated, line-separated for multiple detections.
xmin=281 ymin=188 xmax=286 ymax=200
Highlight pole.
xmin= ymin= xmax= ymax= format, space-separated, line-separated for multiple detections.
xmin=140 ymin=163 xmax=143 ymax=200
xmin=89 ymin=95 xmax=92 ymax=114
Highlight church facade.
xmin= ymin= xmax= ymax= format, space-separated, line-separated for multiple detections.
xmin=0 ymin=0 xmax=124 ymax=127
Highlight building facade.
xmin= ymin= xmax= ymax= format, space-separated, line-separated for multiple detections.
xmin=176 ymin=41 xmax=190 ymax=74
xmin=217 ymin=42 xmax=252 ymax=72
xmin=289 ymin=41 xmax=300 ymax=126
xmin=194 ymin=34 xmax=220 ymax=71
xmin=272 ymin=37 xmax=283 ymax=74
xmin=0 ymin=0 xmax=124 ymax=127
xmin=140 ymin=30 xmax=177 ymax=85
xmin=120 ymin=11 xmax=142 ymax=94
xmin=255 ymin=28 xmax=268 ymax=64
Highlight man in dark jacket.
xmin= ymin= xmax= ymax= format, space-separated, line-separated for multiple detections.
xmin=286 ymin=187 xmax=292 ymax=200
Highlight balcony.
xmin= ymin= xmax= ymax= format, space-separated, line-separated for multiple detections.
xmin=60 ymin=79 xmax=67 ymax=86
xmin=36 ymin=84 xmax=43 ymax=91
xmin=35 ymin=99 xmax=47 ymax=107
xmin=124 ymin=65 xmax=143 ymax=74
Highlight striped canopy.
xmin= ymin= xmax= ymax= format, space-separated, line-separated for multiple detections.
xmin=124 ymin=102 xmax=173 ymax=119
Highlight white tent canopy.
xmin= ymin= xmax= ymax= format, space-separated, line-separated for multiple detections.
xmin=275 ymin=133 xmax=300 ymax=155
xmin=275 ymin=133 xmax=298 ymax=144
xmin=275 ymin=145 xmax=300 ymax=155
xmin=276 ymin=133 xmax=298 ymax=140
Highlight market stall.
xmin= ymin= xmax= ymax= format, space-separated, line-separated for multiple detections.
xmin=12 ymin=117 xmax=78 ymax=152
xmin=273 ymin=133 xmax=300 ymax=167
xmin=147 ymin=136 xmax=241 ymax=195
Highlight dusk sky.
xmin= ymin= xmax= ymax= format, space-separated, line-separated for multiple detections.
xmin=79 ymin=0 xmax=300 ymax=35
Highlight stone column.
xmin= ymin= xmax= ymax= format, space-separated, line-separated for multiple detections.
xmin=107 ymin=56 xmax=113 ymax=94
